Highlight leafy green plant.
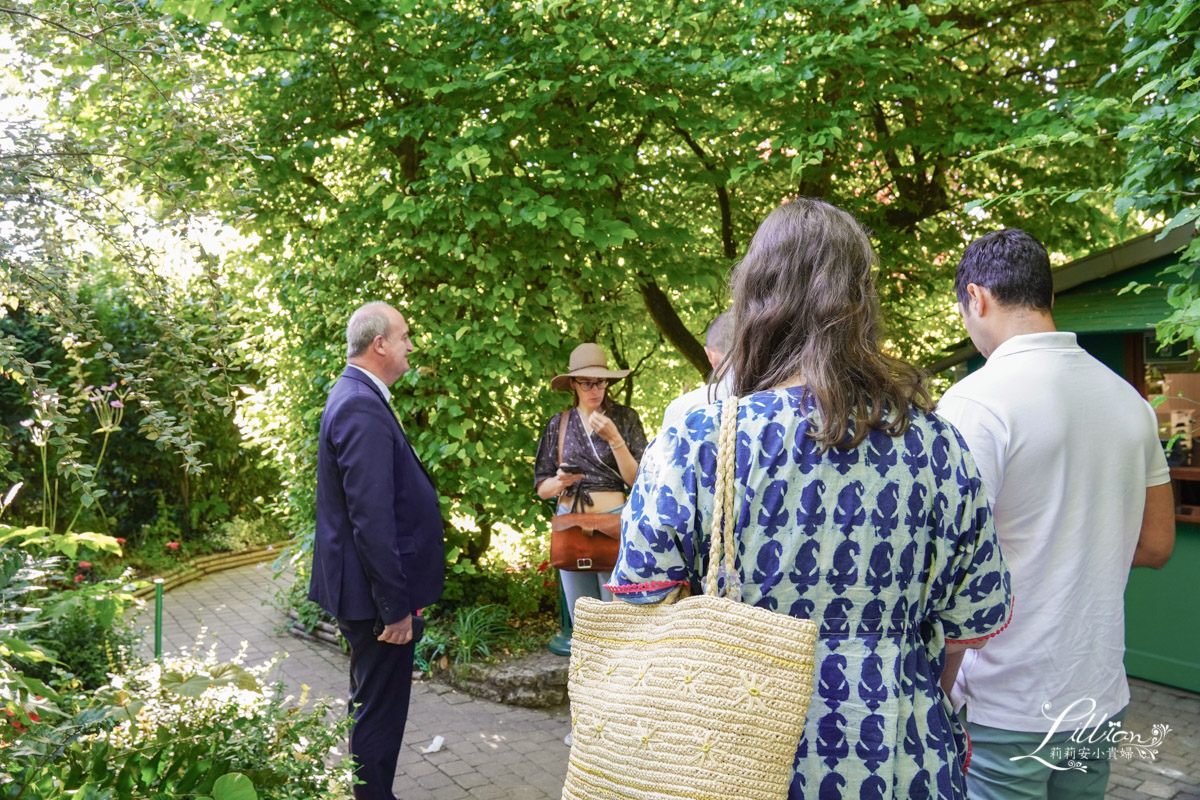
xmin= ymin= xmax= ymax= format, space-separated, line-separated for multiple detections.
xmin=210 ymin=515 xmax=287 ymax=553
xmin=22 ymin=609 xmax=139 ymax=693
xmin=414 ymin=623 xmax=452 ymax=676
xmin=0 ymin=523 xmax=129 ymax=725
xmin=449 ymin=604 xmax=510 ymax=666
xmin=1 ymin=648 xmax=353 ymax=800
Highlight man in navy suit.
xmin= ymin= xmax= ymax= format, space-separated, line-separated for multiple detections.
xmin=308 ymin=301 xmax=445 ymax=800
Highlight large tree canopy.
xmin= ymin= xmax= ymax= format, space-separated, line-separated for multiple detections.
xmin=6 ymin=0 xmax=1157 ymax=565
xmin=140 ymin=0 xmax=1139 ymax=555
xmin=970 ymin=0 xmax=1198 ymax=346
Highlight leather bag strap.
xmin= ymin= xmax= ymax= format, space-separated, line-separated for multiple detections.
xmin=557 ymin=408 xmax=569 ymax=466
xmin=556 ymin=409 xmax=576 ymax=508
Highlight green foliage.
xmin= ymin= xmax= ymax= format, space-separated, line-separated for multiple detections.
xmin=0 ymin=275 xmax=283 ymax=543
xmin=972 ymin=0 xmax=1198 ymax=345
xmin=209 ymin=515 xmax=288 ymax=553
xmin=449 ymin=604 xmax=510 ymax=665
xmin=440 ymin=555 xmax=557 ymax=619
xmin=147 ymin=0 xmax=1136 ymax=581
xmin=1107 ymin=0 xmax=1200 ymax=347
xmin=1 ymin=2 xmax=266 ymax=537
xmin=22 ymin=608 xmax=140 ymax=693
xmin=0 ymin=649 xmax=353 ymax=800
xmin=0 ymin=517 xmax=344 ymax=797
xmin=8 ymin=1 xmax=1174 ymax=611
xmin=413 ymin=623 xmax=452 ymax=675
xmin=0 ymin=523 xmax=132 ymax=724
xmin=1109 ymin=0 xmax=1199 ymax=226
xmin=414 ymin=600 xmax=557 ymax=674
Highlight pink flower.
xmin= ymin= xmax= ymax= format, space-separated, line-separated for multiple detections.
xmin=166 ymin=541 xmax=180 ymax=550
xmin=74 ymin=574 xmax=83 ymax=583
xmin=78 ymin=561 xmax=91 ymax=571
xmin=109 ymin=400 xmax=124 ymax=408
xmin=103 ymin=383 xmax=117 ymax=392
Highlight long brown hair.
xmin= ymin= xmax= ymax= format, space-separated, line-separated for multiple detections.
xmin=714 ymin=198 xmax=932 ymax=449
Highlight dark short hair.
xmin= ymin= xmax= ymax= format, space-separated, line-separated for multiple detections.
xmin=704 ymin=311 xmax=733 ymax=353
xmin=955 ymin=229 xmax=1053 ymax=311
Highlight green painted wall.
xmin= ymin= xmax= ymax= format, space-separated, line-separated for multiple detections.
xmin=1125 ymin=522 xmax=1200 ymax=692
xmin=1075 ymin=333 xmax=1125 ymax=375
xmin=1052 ymin=256 xmax=1173 ymax=334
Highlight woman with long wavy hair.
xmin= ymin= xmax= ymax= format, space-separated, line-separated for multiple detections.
xmin=608 ymin=198 xmax=1013 ymax=798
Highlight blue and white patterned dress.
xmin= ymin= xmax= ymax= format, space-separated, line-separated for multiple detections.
xmin=609 ymin=388 xmax=1013 ymax=799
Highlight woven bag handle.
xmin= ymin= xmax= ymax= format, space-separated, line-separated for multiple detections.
xmin=704 ymin=396 xmax=741 ymax=601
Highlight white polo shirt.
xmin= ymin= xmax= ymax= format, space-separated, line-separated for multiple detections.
xmin=938 ymin=332 xmax=1169 ymax=732
xmin=658 ymin=374 xmax=733 ymax=437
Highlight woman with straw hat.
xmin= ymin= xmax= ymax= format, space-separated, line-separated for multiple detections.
xmin=534 ymin=343 xmax=648 ymax=623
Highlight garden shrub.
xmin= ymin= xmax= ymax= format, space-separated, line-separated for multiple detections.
xmin=0 ymin=524 xmax=131 ymax=717
xmin=210 ymin=515 xmax=288 ymax=552
xmin=0 ymin=276 xmax=284 ymax=546
xmin=439 ymin=553 xmax=557 ymax=618
xmin=21 ymin=610 xmax=140 ymax=692
xmin=1 ymin=647 xmax=354 ymax=799
xmin=0 ymin=523 xmax=352 ymax=799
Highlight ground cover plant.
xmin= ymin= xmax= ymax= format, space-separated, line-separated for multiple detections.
xmin=0 ymin=519 xmax=354 ymax=800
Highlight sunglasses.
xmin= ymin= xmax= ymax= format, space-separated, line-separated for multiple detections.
xmin=573 ymin=378 xmax=610 ymax=391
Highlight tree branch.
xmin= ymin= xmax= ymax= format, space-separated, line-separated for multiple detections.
xmin=637 ymin=276 xmax=709 ymax=376
xmin=672 ymin=123 xmax=737 ymax=259
xmin=1 ymin=6 xmax=168 ymax=100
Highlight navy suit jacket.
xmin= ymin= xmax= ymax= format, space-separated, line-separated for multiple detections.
xmin=308 ymin=367 xmax=445 ymax=623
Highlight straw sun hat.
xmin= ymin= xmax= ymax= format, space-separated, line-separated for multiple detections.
xmin=550 ymin=343 xmax=631 ymax=392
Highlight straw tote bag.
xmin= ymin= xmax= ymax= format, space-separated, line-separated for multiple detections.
xmin=562 ymin=397 xmax=819 ymax=800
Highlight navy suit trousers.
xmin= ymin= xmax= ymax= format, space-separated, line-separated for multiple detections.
xmin=338 ymin=618 xmax=416 ymax=800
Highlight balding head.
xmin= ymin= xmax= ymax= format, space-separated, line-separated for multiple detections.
xmin=704 ymin=311 xmax=733 ymax=370
xmin=346 ymin=302 xmax=413 ymax=385
xmin=347 ymin=302 xmax=395 ymax=359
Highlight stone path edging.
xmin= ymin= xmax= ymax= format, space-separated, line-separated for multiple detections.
xmin=130 ymin=541 xmax=288 ymax=599
xmin=285 ymin=608 xmax=569 ymax=708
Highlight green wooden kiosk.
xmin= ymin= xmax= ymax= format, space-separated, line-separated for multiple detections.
xmin=930 ymin=223 xmax=1200 ymax=693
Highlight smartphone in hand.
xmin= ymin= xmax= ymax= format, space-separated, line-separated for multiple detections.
xmin=559 ymin=463 xmax=585 ymax=475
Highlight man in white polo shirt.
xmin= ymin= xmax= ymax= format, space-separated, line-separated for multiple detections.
xmin=937 ymin=228 xmax=1175 ymax=800
xmin=658 ymin=311 xmax=733 ymax=437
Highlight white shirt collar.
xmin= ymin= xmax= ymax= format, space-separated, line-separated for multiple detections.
xmin=988 ymin=331 xmax=1079 ymax=361
xmin=348 ymin=364 xmax=391 ymax=403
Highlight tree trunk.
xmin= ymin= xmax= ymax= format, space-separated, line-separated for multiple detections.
xmin=637 ymin=277 xmax=709 ymax=376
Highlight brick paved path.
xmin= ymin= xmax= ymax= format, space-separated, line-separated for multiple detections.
xmin=135 ymin=562 xmax=1199 ymax=800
